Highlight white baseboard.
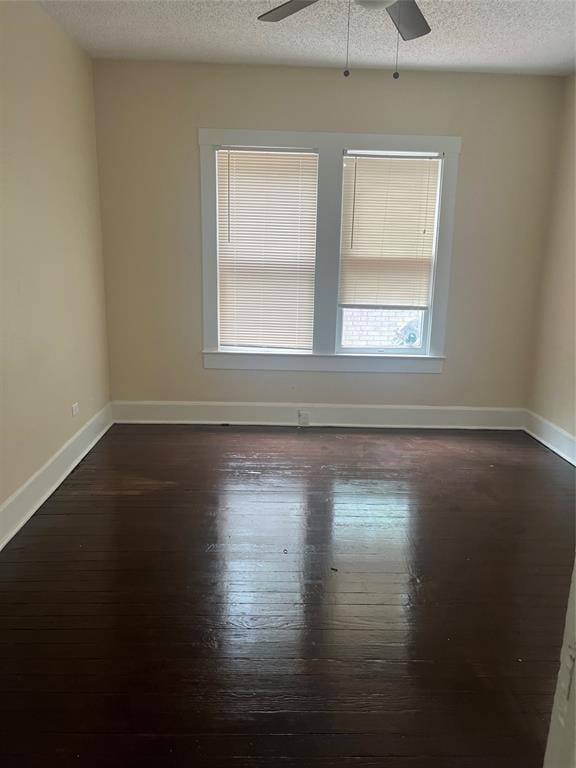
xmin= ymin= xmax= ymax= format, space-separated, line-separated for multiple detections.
xmin=113 ymin=400 xmax=575 ymax=465
xmin=2 ymin=401 xmax=572 ymax=553
xmin=0 ymin=405 xmax=113 ymax=551
xmin=525 ymin=411 xmax=576 ymax=466
xmin=112 ymin=400 xmax=526 ymax=430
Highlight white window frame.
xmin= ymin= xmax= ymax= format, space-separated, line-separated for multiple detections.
xmin=199 ymin=128 xmax=461 ymax=374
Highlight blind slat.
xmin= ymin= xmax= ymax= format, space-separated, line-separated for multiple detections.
xmin=217 ymin=149 xmax=318 ymax=350
xmin=339 ymin=156 xmax=441 ymax=308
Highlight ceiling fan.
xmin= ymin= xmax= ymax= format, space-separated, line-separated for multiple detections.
xmin=258 ymin=0 xmax=431 ymax=41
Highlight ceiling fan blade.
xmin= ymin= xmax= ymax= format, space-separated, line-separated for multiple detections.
xmin=258 ymin=0 xmax=320 ymax=22
xmin=386 ymin=0 xmax=431 ymax=40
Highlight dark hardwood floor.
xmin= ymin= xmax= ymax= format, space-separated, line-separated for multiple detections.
xmin=0 ymin=425 xmax=574 ymax=767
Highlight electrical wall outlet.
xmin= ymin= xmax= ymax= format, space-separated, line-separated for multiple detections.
xmin=297 ymin=409 xmax=310 ymax=426
xmin=71 ymin=402 xmax=80 ymax=417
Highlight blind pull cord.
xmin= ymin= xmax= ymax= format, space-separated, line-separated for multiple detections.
xmin=227 ymin=150 xmax=231 ymax=243
xmin=423 ymin=162 xmax=432 ymax=237
xmin=350 ymin=157 xmax=358 ymax=249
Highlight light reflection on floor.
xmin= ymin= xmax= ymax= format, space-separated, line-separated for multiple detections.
xmin=215 ymin=475 xmax=416 ymax=661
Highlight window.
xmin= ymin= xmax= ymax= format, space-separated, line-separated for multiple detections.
xmin=216 ymin=149 xmax=318 ymax=351
xmin=338 ymin=153 xmax=440 ymax=354
xmin=200 ymin=130 xmax=461 ymax=373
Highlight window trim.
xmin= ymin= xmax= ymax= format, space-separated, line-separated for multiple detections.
xmin=203 ymin=350 xmax=444 ymax=373
xmin=199 ymin=129 xmax=461 ymax=373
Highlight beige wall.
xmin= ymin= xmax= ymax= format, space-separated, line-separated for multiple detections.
xmin=530 ymin=76 xmax=575 ymax=436
xmin=0 ymin=2 xmax=109 ymax=503
xmin=93 ymin=61 xmax=564 ymax=407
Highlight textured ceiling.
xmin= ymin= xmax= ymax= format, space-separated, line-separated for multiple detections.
xmin=43 ymin=0 xmax=576 ymax=74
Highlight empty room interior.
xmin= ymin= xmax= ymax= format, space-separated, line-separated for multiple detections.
xmin=1 ymin=0 xmax=576 ymax=765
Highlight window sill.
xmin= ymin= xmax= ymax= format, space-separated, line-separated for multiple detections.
xmin=203 ymin=350 xmax=445 ymax=373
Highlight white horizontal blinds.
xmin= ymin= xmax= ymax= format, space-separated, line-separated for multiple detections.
xmin=339 ymin=154 xmax=441 ymax=309
xmin=217 ymin=149 xmax=318 ymax=350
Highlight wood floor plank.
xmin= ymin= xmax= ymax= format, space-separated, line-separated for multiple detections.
xmin=0 ymin=425 xmax=573 ymax=766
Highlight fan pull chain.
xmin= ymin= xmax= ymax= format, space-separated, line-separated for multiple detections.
xmin=343 ymin=0 xmax=352 ymax=77
xmin=393 ymin=27 xmax=400 ymax=79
